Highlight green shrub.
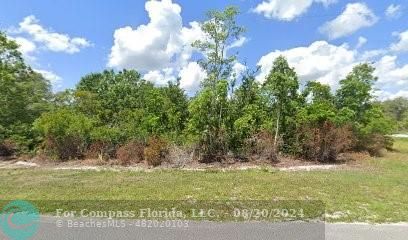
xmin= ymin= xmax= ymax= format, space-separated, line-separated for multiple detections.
xmin=88 ymin=126 xmax=122 ymax=161
xmin=33 ymin=109 xmax=94 ymax=161
xmin=358 ymin=134 xmax=394 ymax=157
xmin=0 ymin=124 xmax=39 ymax=155
xmin=187 ymin=81 xmax=229 ymax=163
xmin=356 ymin=106 xmax=395 ymax=156
xmin=144 ymin=136 xmax=168 ymax=167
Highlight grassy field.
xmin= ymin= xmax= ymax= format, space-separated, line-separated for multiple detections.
xmin=0 ymin=138 xmax=407 ymax=223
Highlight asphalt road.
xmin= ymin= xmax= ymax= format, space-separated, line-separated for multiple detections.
xmin=1 ymin=217 xmax=407 ymax=240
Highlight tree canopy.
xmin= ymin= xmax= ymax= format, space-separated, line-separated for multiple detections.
xmin=0 ymin=8 xmax=397 ymax=163
xmin=0 ymin=32 xmax=51 ymax=151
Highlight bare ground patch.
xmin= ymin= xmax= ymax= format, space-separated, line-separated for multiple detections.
xmin=0 ymin=153 xmax=369 ymax=172
xmin=0 ymin=147 xmax=376 ymax=172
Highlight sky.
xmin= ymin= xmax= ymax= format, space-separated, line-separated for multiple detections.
xmin=0 ymin=0 xmax=407 ymax=99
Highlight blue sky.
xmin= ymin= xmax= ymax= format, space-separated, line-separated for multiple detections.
xmin=1 ymin=0 xmax=407 ymax=99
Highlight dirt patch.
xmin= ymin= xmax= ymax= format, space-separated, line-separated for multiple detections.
xmin=0 ymin=157 xmax=352 ymax=172
xmin=0 ymin=152 xmax=369 ymax=172
xmin=15 ymin=161 xmax=38 ymax=167
xmin=0 ymin=160 xmax=38 ymax=169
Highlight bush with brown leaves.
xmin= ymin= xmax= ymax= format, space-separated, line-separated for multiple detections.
xmin=144 ymin=136 xmax=168 ymax=167
xmin=116 ymin=140 xmax=145 ymax=166
xmin=0 ymin=140 xmax=16 ymax=157
xmin=86 ymin=141 xmax=116 ymax=161
xmin=298 ymin=122 xmax=354 ymax=163
xmin=41 ymin=136 xmax=86 ymax=161
xmin=244 ymin=131 xmax=278 ymax=162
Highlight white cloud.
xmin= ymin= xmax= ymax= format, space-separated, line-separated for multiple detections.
xmin=256 ymin=41 xmax=356 ymax=88
xmin=8 ymin=36 xmax=63 ymax=90
xmin=390 ymin=30 xmax=408 ymax=52
xmin=178 ymin=62 xmax=207 ymax=94
xmin=108 ymin=0 xmax=247 ymax=94
xmin=385 ymin=4 xmax=403 ymax=19
xmin=253 ymin=0 xmax=336 ymax=21
xmin=179 ymin=21 xmax=208 ymax=66
xmin=360 ymin=49 xmax=387 ymax=60
xmin=375 ymin=89 xmax=408 ymax=101
xmin=388 ymin=91 xmax=408 ymax=100
xmin=231 ymin=62 xmax=247 ymax=80
xmin=34 ymin=69 xmax=63 ymax=90
xmin=356 ymin=36 xmax=367 ymax=49
xmin=227 ymin=37 xmax=248 ymax=51
xmin=17 ymin=15 xmax=91 ymax=54
xmin=108 ymin=0 xmax=251 ymax=93
xmin=256 ymin=40 xmax=408 ymax=100
xmin=108 ymin=0 xmax=212 ymax=93
xmin=108 ymin=0 xmax=205 ymax=72
xmin=12 ymin=36 xmax=36 ymax=56
xmin=144 ymin=68 xmax=177 ymax=86
xmin=320 ymin=3 xmax=378 ymax=40
xmin=9 ymin=36 xmax=38 ymax=63
xmin=7 ymin=15 xmax=90 ymax=91
xmin=375 ymin=55 xmax=408 ymax=88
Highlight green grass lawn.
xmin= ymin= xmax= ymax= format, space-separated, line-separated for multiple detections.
xmin=0 ymin=139 xmax=407 ymax=223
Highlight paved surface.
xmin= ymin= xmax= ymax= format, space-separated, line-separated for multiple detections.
xmin=1 ymin=216 xmax=407 ymax=240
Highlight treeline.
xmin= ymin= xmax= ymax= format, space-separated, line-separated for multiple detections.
xmin=0 ymin=7 xmax=399 ymax=166
xmin=381 ymin=97 xmax=408 ymax=131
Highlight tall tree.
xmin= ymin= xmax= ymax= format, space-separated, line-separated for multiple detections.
xmin=193 ymin=6 xmax=245 ymax=89
xmin=75 ymin=70 xmax=189 ymax=141
xmin=336 ymin=63 xmax=377 ymax=122
xmin=230 ymin=71 xmax=267 ymax=152
xmin=336 ymin=63 xmax=394 ymax=154
xmin=188 ymin=80 xmax=229 ymax=161
xmin=188 ymin=6 xmax=245 ymax=161
xmin=76 ymin=70 xmax=144 ymax=123
xmin=162 ymin=81 xmax=189 ymax=135
xmin=299 ymin=81 xmax=336 ymax=125
xmin=262 ymin=56 xmax=300 ymax=152
xmin=0 ymin=32 xmax=51 ymax=151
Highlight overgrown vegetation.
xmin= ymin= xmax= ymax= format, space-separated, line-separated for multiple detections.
xmin=144 ymin=136 xmax=168 ymax=167
xmin=116 ymin=140 xmax=145 ymax=166
xmin=0 ymin=7 xmax=398 ymax=166
xmin=0 ymin=32 xmax=51 ymax=154
xmin=381 ymin=97 xmax=408 ymax=132
xmin=1 ymin=138 xmax=407 ymax=223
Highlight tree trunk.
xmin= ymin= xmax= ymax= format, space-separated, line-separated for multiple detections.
xmin=274 ymin=110 xmax=280 ymax=151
